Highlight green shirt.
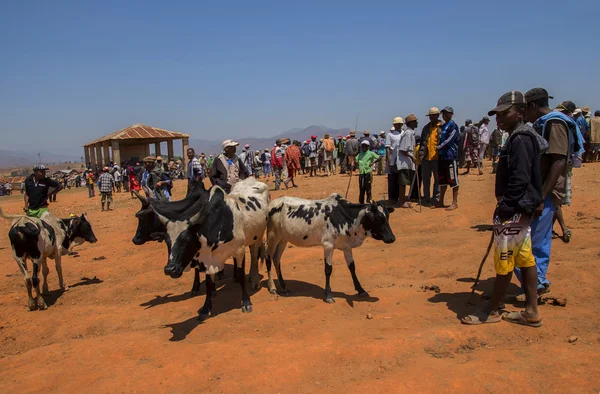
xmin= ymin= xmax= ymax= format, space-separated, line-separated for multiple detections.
xmin=356 ymin=150 xmax=379 ymax=174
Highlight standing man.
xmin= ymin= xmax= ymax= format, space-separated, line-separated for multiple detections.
xmin=24 ymin=164 xmax=62 ymax=217
xmin=323 ymin=134 xmax=336 ymax=176
xmin=337 ymin=136 xmax=346 ymax=174
xmin=462 ymin=90 xmax=542 ymax=327
xmin=240 ymin=144 xmax=254 ymax=176
xmin=344 ymin=132 xmax=359 ymax=174
xmin=113 ymin=166 xmax=122 ymax=193
xmin=385 ymin=118 xmax=404 ymax=203
xmin=376 ymin=131 xmax=387 ymax=175
xmin=306 ymin=135 xmax=318 ymax=177
xmin=284 ymin=140 xmax=302 ymax=188
xmin=142 ymin=156 xmax=172 ymax=201
xmin=462 ymin=119 xmax=482 ymax=175
xmin=490 ymin=126 xmax=503 ymax=173
xmin=262 ymin=149 xmax=271 ymax=178
xmin=589 ymin=110 xmax=600 ymax=162
xmin=271 ymin=139 xmax=284 ymax=190
xmin=210 ymin=140 xmax=249 ymax=193
xmin=419 ymin=107 xmax=442 ymax=205
xmin=399 ymin=114 xmax=418 ymax=208
xmin=517 ymin=88 xmax=568 ymax=295
xmin=86 ymin=169 xmax=96 ymax=198
xmin=436 ymin=106 xmax=460 ymax=210
xmin=478 ymin=116 xmax=492 ymax=170
xmin=98 ymin=166 xmax=116 ymax=211
xmin=187 ymin=148 xmax=203 ymax=194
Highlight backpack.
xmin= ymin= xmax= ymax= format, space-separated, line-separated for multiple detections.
xmin=301 ymin=144 xmax=311 ymax=157
xmin=324 ymin=138 xmax=334 ymax=152
xmin=467 ymin=125 xmax=480 ymax=146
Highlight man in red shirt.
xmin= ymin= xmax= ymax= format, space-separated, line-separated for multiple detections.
xmin=271 ymin=139 xmax=284 ymax=190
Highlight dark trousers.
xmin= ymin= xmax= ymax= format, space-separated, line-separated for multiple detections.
xmin=359 ymin=173 xmax=372 ymax=204
xmin=387 ymin=170 xmax=400 ymax=201
xmin=410 ymin=165 xmax=422 ymax=200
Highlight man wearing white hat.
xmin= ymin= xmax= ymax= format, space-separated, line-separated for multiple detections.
xmin=210 ymin=140 xmax=249 ymax=193
xmin=385 ymin=117 xmax=405 ymax=203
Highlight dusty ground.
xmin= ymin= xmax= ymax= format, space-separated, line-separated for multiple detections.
xmin=0 ymin=162 xmax=599 ymax=393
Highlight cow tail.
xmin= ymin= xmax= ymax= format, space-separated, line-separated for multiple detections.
xmin=0 ymin=207 xmax=27 ymax=221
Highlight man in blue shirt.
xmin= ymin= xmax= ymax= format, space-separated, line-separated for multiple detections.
xmin=435 ymin=106 xmax=460 ymax=210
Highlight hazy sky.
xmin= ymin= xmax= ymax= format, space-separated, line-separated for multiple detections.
xmin=1 ymin=0 xmax=598 ymax=154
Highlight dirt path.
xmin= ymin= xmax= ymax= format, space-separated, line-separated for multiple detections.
xmin=1 ymin=163 xmax=599 ymax=393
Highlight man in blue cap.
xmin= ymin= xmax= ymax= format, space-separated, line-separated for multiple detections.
xmin=434 ymin=106 xmax=460 ymax=210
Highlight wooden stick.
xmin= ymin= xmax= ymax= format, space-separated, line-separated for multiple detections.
xmin=466 ymin=231 xmax=495 ymax=305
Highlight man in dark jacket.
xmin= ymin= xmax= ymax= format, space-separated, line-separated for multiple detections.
xmin=419 ymin=107 xmax=442 ymax=204
xmin=435 ymin=106 xmax=460 ymax=210
xmin=209 ymin=139 xmax=249 ymax=193
xmin=462 ymin=119 xmax=482 ymax=175
xmin=462 ymin=90 xmax=543 ymax=327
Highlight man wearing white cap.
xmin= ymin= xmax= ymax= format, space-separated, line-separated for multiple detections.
xmin=385 ymin=117 xmax=404 ymax=202
xmin=239 ymin=144 xmax=254 ymax=177
xmin=356 ymin=139 xmax=381 ymax=204
xmin=210 ymin=140 xmax=249 ymax=193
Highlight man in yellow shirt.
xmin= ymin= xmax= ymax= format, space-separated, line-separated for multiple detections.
xmin=418 ymin=107 xmax=441 ymax=204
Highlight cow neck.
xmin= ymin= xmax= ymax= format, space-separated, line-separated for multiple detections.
xmin=337 ymin=199 xmax=370 ymax=234
xmin=61 ymin=219 xmax=74 ymax=250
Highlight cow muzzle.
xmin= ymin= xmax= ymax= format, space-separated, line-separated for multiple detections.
xmin=164 ymin=264 xmax=183 ymax=279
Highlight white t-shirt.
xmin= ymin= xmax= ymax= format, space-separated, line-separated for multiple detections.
xmin=397 ymin=128 xmax=416 ymax=171
xmin=385 ymin=131 xmax=402 ymax=169
xmin=479 ymin=124 xmax=491 ymax=144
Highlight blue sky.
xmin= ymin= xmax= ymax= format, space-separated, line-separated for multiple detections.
xmin=1 ymin=0 xmax=598 ymax=154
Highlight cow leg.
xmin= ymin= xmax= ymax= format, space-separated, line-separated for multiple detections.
xmin=232 ymin=258 xmax=239 ymax=283
xmin=237 ymin=255 xmax=252 ymax=313
xmin=323 ymin=245 xmax=335 ymax=303
xmin=15 ymin=255 xmax=36 ymax=311
xmin=190 ymin=268 xmax=201 ymax=297
xmin=32 ymin=261 xmax=47 ymax=310
xmin=54 ymin=253 xmax=68 ymax=291
xmin=273 ymin=243 xmax=290 ymax=295
xmin=41 ymin=259 xmax=50 ymax=294
xmin=197 ymin=274 xmax=214 ymax=321
xmin=343 ymin=249 xmax=369 ymax=297
xmin=249 ymin=243 xmax=261 ymax=290
xmin=217 ymin=269 xmax=224 ymax=281
xmin=265 ymin=240 xmax=278 ymax=294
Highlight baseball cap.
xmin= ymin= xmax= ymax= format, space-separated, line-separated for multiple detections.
xmin=595 ymin=110 xmax=600 ymax=117
xmin=465 ymin=119 xmax=473 ymax=124
xmin=573 ymin=108 xmax=582 ymax=115
xmin=379 ymin=130 xmax=386 ymax=136
xmin=524 ymin=88 xmax=553 ymax=102
xmin=482 ymin=116 xmax=490 ymax=121
xmin=393 ymin=117 xmax=404 ymax=124
xmin=405 ymin=114 xmax=417 ymax=123
xmin=360 ymin=140 xmax=371 ymax=146
xmin=488 ymin=91 xmax=526 ymax=116
xmin=441 ymin=106 xmax=454 ymax=114
xmin=427 ymin=107 xmax=440 ymax=116
xmin=311 ymin=135 xmax=317 ymax=139
xmin=555 ymin=100 xmax=576 ymax=113
xmin=222 ymin=139 xmax=239 ymax=150
xmin=33 ymin=164 xmax=47 ymax=171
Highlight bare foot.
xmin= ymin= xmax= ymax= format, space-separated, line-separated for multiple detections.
xmin=446 ymin=204 xmax=458 ymax=211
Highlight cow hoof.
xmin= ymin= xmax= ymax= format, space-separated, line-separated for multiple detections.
xmin=324 ymin=297 xmax=335 ymax=304
xmin=62 ymin=286 xmax=70 ymax=292
xmin=241 ymin=302 xmax=253 ymax=313
xmin=269 ymin=288 xmax=277 ymax=295
xmin=198 ymin=311 xmax=212 ymax=321
xmin=37 ymin=298 xmax=47 ymax=310
xmin=358 ymin=291 xmax=370 ymax=298
xmin=27 ymin=300 xmax=37 ymax=311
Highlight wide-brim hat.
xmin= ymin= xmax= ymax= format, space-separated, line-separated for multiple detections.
xmin=363 ymin=130 xmax=371 ymax=135
xmin=427 ymin=107 xmax=440 ymax=116
xmin=405 ymin=114 xmax=417 ymax=123
xmin=393 ymin=117 xmax=404 ymax=125
xmin=349 ymin=131 xmax=356 ymax=136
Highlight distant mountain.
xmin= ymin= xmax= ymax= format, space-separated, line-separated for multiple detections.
xmin=0 ymin=149 xmax=81 ymax=168
xmin=189 ymin=125 xmax=351 ymax=155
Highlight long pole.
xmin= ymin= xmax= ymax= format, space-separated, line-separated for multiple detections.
xmin=466 ymin=232 xmax=495 ymax=305
xmin=344 ymin=117 xmax=359 ymax=199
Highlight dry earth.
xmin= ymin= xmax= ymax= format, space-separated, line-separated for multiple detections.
xmin=1 ymin=162 xmax=599 ymax=393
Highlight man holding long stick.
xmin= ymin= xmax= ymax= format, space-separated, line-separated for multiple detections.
xmin=462 ymin=91 xmax=543 ymax=327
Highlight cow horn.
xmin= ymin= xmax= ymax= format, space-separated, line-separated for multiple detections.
xmin=149 ymin=203 xmax=169 ymax=225
xmin=132 ymin=190 xmax=148 ymax=205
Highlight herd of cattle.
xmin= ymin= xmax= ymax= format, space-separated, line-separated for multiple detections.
xmin=1 ymin=178 xmax=396 ymax=318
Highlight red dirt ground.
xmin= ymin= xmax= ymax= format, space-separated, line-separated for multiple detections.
xmin=1 ymin=163 xmax=599 ymax=393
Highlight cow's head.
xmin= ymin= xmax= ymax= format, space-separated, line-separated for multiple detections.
xmin=67 ymin=213 xmax=98 ymax=246
xmin=151 ymin=201 xmax=206 ymax=279
xmin=361 ymin=202 xmax=395 ymax=244
xmin=132 ymin=191 xmax=166 ymax=245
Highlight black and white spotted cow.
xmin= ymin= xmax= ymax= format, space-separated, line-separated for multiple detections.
xmin=0 ymin=208 xmax=98 ymax=310
xmin=265 ymin=194 xmax=395 ymax=303
xmin=151 ymin=177 xmax=269 ymax=319
xmin=131 ymin=184 xmax=219 ymax=295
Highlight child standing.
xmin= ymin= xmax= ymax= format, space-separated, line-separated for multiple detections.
xmin=356 ymin=140 xmax=381 ymax=204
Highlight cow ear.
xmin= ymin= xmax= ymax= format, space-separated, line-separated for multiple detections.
xmin=387 ymin=206 xmax=395 ymax=213
xmin=81 ymin=213 xmax=89 ymax=222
